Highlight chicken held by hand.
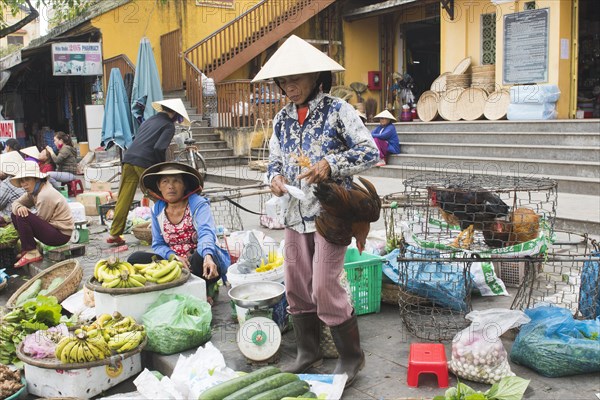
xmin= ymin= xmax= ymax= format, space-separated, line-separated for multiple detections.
xmin=314 ymin=177 xmax=381 ymax=254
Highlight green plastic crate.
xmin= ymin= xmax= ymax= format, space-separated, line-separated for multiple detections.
xmin=343 ymin=248 xmax=384 ymax=315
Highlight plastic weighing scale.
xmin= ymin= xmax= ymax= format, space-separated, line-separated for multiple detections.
xmin=228 ymin=281 xmax=285 ymax=363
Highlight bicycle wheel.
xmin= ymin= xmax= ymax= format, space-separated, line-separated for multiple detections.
xmin=176 ymin=150 xmax=207 ymax=181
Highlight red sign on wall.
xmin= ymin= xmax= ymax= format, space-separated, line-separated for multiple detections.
xmin=0 ymin=120 xmax=15 ymax=139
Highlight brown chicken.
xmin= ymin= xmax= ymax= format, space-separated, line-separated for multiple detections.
xmin=483 ymin=208 xmax=540 ymax=248
xmin=314 ymin=177 xmax=381 ymax=254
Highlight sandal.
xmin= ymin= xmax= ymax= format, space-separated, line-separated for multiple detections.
xmin=106 ymin=236 xmax=126 ymax=245
xmin=14 ymin=254 xmax=43 ymax=268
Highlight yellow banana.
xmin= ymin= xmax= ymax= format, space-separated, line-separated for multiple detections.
xmin=119 ymin=261 xmax=136 ymax=275
xmin=93 ymin=259 xmax=107 ymax=280
xmin=157 ymin=264 xmax=181 ymax=283
xmin=102 ymin=276 xmax=122 ymax=288
xmin=116 ymin=331 xmax=143 ymax=353
xmin=126 ymin=277 xmax=144 ymax=287
xmin=59 ymin=339 xmax=77 ymax=363
xmin=55 ymin=337 xmax=72 ymax=359
xmin=95 ymin=314 xmax=113 ymax=328
xmin=76 ymin=341 xmax=87 ymax=363
xmin=88 ymin=336 xmax=111 ymax=356
xmin=112 ymin=316 xmax=135 ymax=329
xmin=130 ymin=274 xmax=147 ymax=285
xmin=151 ymin=261 xmax=177 ymax=279
xmin=85 ymin=341 xmax=106 ymax=360
xmin=144 ymin=274 xmax=158 ymax=283
xmin=68 ymin=342 xmax=80 ymax=363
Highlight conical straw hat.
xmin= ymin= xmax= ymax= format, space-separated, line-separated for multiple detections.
xmin=0 ymin=151 xmax=24 ymax=176
xmin=10 ymin=160 xmax=46 ymax=186
xmin=20 ymin=146 xmax=40 ymax=160
xmin=373 ymin=110 xmax=397 ymax=121
xmin=152 ymin=98 xmax=191 ymax=126
xmin=252 ymin=35 xmax=345 ymax=82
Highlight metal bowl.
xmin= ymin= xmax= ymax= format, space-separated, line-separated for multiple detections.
xmin=228 ymin=281 xmax=285 ymax=309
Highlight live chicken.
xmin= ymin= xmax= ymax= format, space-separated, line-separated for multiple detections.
xmin=429 ymin=185 xmax=510 ymax=249
xmin=314 ymin=177 xmax=381 ymax=254
xmin=483 ymin=208 xmax=540 ymax=248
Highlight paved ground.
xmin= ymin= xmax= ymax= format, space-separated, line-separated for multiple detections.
xmin=1 ymin=171 xmax=599 ymax=399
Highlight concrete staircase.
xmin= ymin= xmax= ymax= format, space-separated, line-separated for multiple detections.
xmin=164 ymin=91 xmax=243 ymax=168
xmin=359 ymin=119 xmax=600 ymax=235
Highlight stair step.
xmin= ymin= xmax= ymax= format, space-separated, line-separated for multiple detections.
xmin=360 ymin=164 xmax=600 ymax=196
xmin=193 ymin=133 xmax=222 ymax=142
xmin=401 ymin=142 xmax=600 ymax=162
xmin=388 ymin=154 xmax=599 ymax=179
xmin=398 ymin=131 xmax=600 ymax=147
xmin=390 ymin=119 xmax=600 ymax=133
xmin=204 ymin=156 xmax=245 ymax=168
xmin=198 ymin=148 xmax=235 ymax=158
xmin=192 ymin=140 xmax=228 ymax=150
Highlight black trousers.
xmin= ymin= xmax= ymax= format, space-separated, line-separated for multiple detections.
xmin=127 ymin=250 xmax=220 ymax=287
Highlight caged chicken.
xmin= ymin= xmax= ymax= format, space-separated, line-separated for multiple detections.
xmin=429 ymin=185 xmax=510 ymax=249
xmin=482 ymin=208 xmax=541 ymax=248
xmin=314 ymin=177 xmax=381 ymax=254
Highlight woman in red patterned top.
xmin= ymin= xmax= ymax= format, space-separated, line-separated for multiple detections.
xmin=127 ymin=162 xmax=230 ymax=304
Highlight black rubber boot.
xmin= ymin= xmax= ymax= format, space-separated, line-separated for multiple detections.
xmin=330 ymin=314 xmax=365 ymax=387
xmin=283 ymin=313 xmax=323 ymax=373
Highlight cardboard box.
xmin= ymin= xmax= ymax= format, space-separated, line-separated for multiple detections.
xmin=76 ymin=191 xmax=113 ymax=216
xmin=93 ymin=273 xmax=207 ymax=321
xmin=90 ymin=180 xmax=113 ymax=193
xmin=24 ymin=352 xmax=142 ymax=398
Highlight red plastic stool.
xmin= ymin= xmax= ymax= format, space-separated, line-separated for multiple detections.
xmin=407 ymin=343 xmax=449 ymax=388
xmin=67 ymin=179 xmax=84 ymax=197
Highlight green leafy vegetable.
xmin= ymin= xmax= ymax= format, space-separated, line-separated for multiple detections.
xmin=433 ymin=377 xmax=529 ymax=400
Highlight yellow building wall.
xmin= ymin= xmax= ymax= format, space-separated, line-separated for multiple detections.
xmin=343 ymin=17 xmax=381 ymax=111
xmin=92 ymin=0 xmax=261 ymax=83
xmin=440 ymin=0 xmax=574 ymax=118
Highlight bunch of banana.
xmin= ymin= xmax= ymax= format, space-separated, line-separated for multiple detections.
xmin=88 ymin=312 xmax=145 ymax=344
xmin=94 ymin=258 xmax=146 ymax=288
xmin=133 ymin=257 xmax=183 ymax=284
xmin=54 ymin=331 xmax=112 ymax=363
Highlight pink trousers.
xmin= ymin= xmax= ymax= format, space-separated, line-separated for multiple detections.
xmin=283 ymin=228 xmax=352 ymax=326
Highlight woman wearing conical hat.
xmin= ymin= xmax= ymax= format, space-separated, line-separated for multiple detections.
xmin=371 ymin=110 xmax=400 ymax=167
xmin=253 ymin=35 xmax=379 ymax=387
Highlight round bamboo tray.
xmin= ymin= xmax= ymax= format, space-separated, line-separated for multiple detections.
xmin=430 ymin=72 xmax=450 ymax=92
xmin=446 ymin=74 xmax=471 ymax=90
xmin=438 ymin=88 xmax=464 ymax=121
xmin=452 ymin=57 xmax=472 ymax=75
xmin=132 ymin=222 xmax=152 ymax=243
xmin=0 ymin=279 xmax=7 ymax=292
xmin=16 ymin=337 xmax=147 ymax=370
xmin=484 ymin=89 xmax=511 ymax=120
xmin=416 ymin=91 xmax=440 ymax=122
xmin=7 ymin=259 xmax=83 ymax=308
xmin=471 ymin=64 xmax=495 ymax=73
xmin=457 ymin=88 xmax=489 ymax=121
xmin=85 ymin=267 xmax=190 ymax=294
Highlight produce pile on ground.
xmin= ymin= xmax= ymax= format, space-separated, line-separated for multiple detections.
xmin=433 ymin=376 xmax=530 ymax=400
xmin=0 ymin=296 xmax=64 ymax=365
xmin=0 ymin=365 xmax=23 ymax=399
xmin=0 ymin=224 xmax=18 ymax=247
xmin=199 ymin=366 xmax=314 ymax=400
xmin=94 ymin=256 xmax=185 ymax=288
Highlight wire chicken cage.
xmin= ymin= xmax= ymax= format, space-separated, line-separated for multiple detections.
xmin=511 ymin=231 xmax=600 ymax=319
xmin=205 ymin=188 xmax=244 ymax=233
xmin=387 ymin=173 xmax=558 ymax=341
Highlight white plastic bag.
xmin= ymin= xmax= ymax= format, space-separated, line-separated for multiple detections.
xmin=510 ymin=84 xmax=560 ymax=104
xmin=262 ymin=195 xmax=288 ymax=229
xmin=449 ymin=309 xmax=530 ymax=384
xmin=236 ymin=231 xmax=269 ymax=273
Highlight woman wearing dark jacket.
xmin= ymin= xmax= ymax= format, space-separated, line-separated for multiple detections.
xmin=46 ymin=131 xmax=78 ymax=188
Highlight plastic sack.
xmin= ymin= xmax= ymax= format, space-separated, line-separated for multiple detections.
xmin=142 ymin=293 xmax=212 ymax=355
xmin=507 ymin=103 xmax=557 ymax=120
xmin=22 ymin=324 xmax=69 ymax=359
xmin=236 ymin=231 xmax=269 ymax=274
xmin=510 ymin=306 xmax=600 ymax=377
xmin=510 ymin=84 xmax=560 ymax=104
xmin=579 ymin=253 xmax=600 ymax=319
xmin=383 ymin=247 xmax=470 ymax=312
xmin=262 ymin=195 xmax=288 ymax=229
xmin=449 ymin=309 xmax=530 ymax=384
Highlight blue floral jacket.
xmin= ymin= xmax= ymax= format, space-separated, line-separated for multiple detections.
xmin=267 ymin=93 xmax=379 ymax=233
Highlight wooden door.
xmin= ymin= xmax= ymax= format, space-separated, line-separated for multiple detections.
xmin=160 ymin=29 xmax=183 ymax=91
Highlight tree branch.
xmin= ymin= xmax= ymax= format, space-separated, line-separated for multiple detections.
xmin=0 ymin=0 xmax=40 ymax=39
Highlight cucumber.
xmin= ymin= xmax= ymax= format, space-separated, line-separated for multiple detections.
xmin=223 ymin=373 xmax=299 ymax=400
xmin=248 ymin=380 xmax=310 ymax=400
xmin=199 ymin=366 xmax=280 ymax=400
xmin=300 ymin=392 xmax=317 ymax=398
xmin=39 ymin=277 xmax=65 ymax=296
xmin=15 ymin=279 xmax=43 ymax=306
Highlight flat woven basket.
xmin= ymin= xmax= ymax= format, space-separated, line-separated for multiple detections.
xmin=132 ymin=222 xmax=152 ymax=243
xmin=0 ymin=279 xmax=7 ymax=293
xmin=7 ymin=259 xmax=83 ymax=308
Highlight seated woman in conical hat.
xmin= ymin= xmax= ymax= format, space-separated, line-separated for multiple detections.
xmin=10 ymin=161 xmax=74 ymax=267
xmin=128 ymin=162 xmax=230 ymax=305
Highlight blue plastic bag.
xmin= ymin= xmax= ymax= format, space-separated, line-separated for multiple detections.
xmin=383 ymin=247 xmax=469 ymax=312
xmin=579 ymin=253 xmax=600 ymax=319
xmin=510 ymin=306 xmax=600 ymax=377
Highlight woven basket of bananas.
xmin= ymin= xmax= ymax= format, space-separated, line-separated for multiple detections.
xmin=85 ymin=257 xmax=190 ymax=294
